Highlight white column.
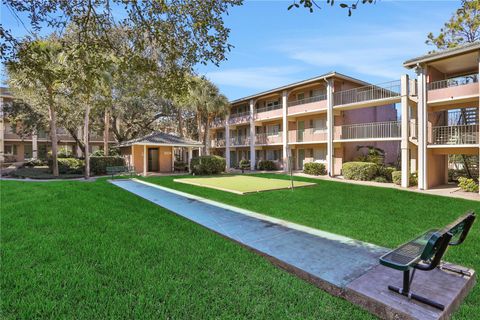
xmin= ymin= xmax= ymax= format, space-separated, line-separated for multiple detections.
xmin=143 ymin=144 xmax=147 ymax=176
xmin=282 ymin=90 xmax=289 ymax=172
xmin=0 ymin=96 xmax=4 ymax=163
xmin=171 ymin=147 xmax=175 ymax=172
xmin=32 ymin=131 xmax=38 ymax=159
xmin=225 ymin=115 xmax=230 ymax=170
xmin=400 ymin=74 xmax=410 ymax=188
xmin=188 ymin=147 xmax=193 ymax=172
xmin=249 ymin=99 xmax=256 ymax=170
xmin=326 ymin=79 xmax=334 ymax=176
xmin=478 ymin=51 xmax=480 ymax=194
xmin=416 ymin=65 xmax=428 ymax=190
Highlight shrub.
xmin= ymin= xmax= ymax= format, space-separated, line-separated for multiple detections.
xmin=49 ymin=158 xmax=85 ymax=174
xmin=342 ymin=162 xmax=378 ymax=181
xmin=378 ymin=166 xmax=396 ymax=182
xmin=458 ymin=177 xmax=479 ymax=193
xmin=239 ymin=159 xmax=250 ymax=171
xmin=190 ymin=155 xmax=226 ymax=175
xmin=392 ymin=171 xmax=418 ymax=186
xmin=174 ymin=161 xmax=189 ymax=172
xmin=257 ymin=160 xmax=276 ymax=171
xmin=24 ymin=159 xmax=47 ymax=167
xmin=91 ymin=148 xmax=120 ymax=157
xmin=373 ymin=176 xmax=388 ymax=183
xmin=90 ymin=156 xmax=125 ymax=175
xmin=303 ymin=162 xmax=326 ymax=176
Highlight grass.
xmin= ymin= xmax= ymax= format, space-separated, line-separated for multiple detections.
xmin=1 ymin=178 xmax=373 ymax=319
xmin=141 ymin=173 xmax=480 ymax=320
xmin=174 ymin=175 xmax=315 ymax=194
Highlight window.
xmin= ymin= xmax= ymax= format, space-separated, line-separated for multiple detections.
xmin=313 ymin=119 xmax=327 ymax=132
xmin=266 ymin=100 xmax=280 ymax=108
xmin=4 ymin=145 xmax=17 ymax=155
xmin=5 ymin=123 xmax=15 ymax=134
xmin=313 ymin=148 xmax=327 ymax=162
xmin=296 ymin=92 xmax=305 ymax=101
xmin=266 ymin=124 xmax=280 ymax=136
xmin=309 ymin=88 xmax=326 ymax=98
xmin=216 ymin=131 xmax=224 ymax=139
xmin=266 ymin=149 xmax=281 ymax=161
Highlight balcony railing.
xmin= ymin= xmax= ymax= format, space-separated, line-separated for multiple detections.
xmin=333 ymin=80 xmax=401 ymax=106
xmin=256 ymin=103 xmax=283 ymax=114
xmin=228 ymin=111 xmax=251 ymax=124
xmin=230 ymin=136 xmax=250 ymax=146
xmin=288 ymin=94 xmax=326 ymax=107
xmin=427 ymin=74 xmax=478 ymax=91
xmin=255 ymin=132 xmax=283 ymax=145
xmin=211 ymin=118 xmax=225 ymax=128
xmin=430 ymin=124 xmax=479 ymax=145
xmin=337 ymin=121 xmax=401 ymax=140
xmin=211 ymin=139 xmax=226 ymax=147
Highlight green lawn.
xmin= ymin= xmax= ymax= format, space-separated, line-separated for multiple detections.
xmin=1 ymin=179 xmax=372 ymax=319
xmin=174 ymin=175 xmax=315 ymax=194
xmin=141 ymin=173 xmax=480 ymax=320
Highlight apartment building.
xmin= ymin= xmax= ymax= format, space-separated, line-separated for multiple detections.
xmin=209 ymin=43 xmax=480 ymax=192
xmin=0 ymin=87 xmax=116 ymax=163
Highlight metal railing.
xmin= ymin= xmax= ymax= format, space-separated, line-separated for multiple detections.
xmin=431 ymin=124 xmax=479 ymax=145
xmin=255 ymin=132 xmax=283 ymax=144
xmin=211 ymin=118 xmax=225 ymax=128
xmin=427 ymin=73 xmax=478 ymax=91
xmin=228 ymin=111 xmax=251 ymax=124
xmin=256 ymin=103 xmax=283 ymax=114
xmin=338 ymin=121 xmax=401 ymax=140
xmin=288 ymin=94 xmax=326 ymax=107
xmin=230 ymin=136 xmax=250 ymax=146
xmin=211 ymin=139 xmax=226 ymax=147
xmin=333 ymin=80 xmax=401 ymax=106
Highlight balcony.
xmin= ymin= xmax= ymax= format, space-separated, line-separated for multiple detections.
xmin=255 ymin=104 xmax=283 ymax=121
xmin=289 ymin=128 xmax=327 ymax=143
xmin=230 ymin=136 xmax=250 ymax=146
xmin=427 ymin=74 xmax=479 ymax=103
xmin=211 ymin=139 xmax=226 ymax=148
xmin=429 ymin=124 xmax=479 ymax=145
xmin=229 ymin=111 xmax=251 ymax=125
xmin=211 ymin=117 xmax=226 ymax=128
xmin=255 ymin=133 xmax=282 ymax=145
xmin=334 ymin=121 xmax=401 ymax=141
xmin=288 ymin=95 xmax=327 ymax=115
xmin=333 ymin=80 xmax=401 ymax=107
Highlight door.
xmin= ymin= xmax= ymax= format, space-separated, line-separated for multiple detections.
xmin=297 ymin=121 xmax=305 ymax=142
xmin=148 ymin=148 xmax=159 ymax=172
xmin=298 ymin=149 xmax=305 ymax=170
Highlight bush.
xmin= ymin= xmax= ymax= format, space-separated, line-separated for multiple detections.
xmin=24 ymin=159 xmax=47 ymax=167
xmin=303 ymin=162 xmax=326 ymax=176
xmin=378 ymin=166 xmax=396 ymax=182
xmin=90 ymin=156 xmax=125 ymax=175
xmin=342 ymin=162 xmax=378 ymax=181
xmin=257 ymin=160 xmax=276 ymax=171
xmin=239 ymin=159 xmax=250 ymax=171
xmin=190 ymin=155 xmax=226 ymax=175
xmin=373 ymin=176 xmax=388 ymax=183
xmin=458 ymin=177 xmax=479 ymax=193
xmin=91 ymin=147 xmax=120 ymax=157
xmin=49 ymin=158 xmax=85 ymax=174
xmin=392 ymin=171 xmax=418 ymax=186
xmin=174 ymin=161 xmax=189 ymax=172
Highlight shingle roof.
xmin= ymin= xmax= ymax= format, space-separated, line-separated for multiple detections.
xmin=404 ymin=42 xmax=480 ymax=68
xmin=119 ymin=131 xmax=202 ymax=147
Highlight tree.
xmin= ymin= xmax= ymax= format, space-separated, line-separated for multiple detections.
xmin=288 ymin=0 xmax=375 ymax=15
xmin=6 ymin=39 xmax=67 ymax=176
xmin=427 ymin=0 xmax=480 ymax=50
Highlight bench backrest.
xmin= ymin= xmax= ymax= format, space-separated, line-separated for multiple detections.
xmin=418 ymin=211 xmax=475 ymax=269
xmin=106 ymin=166 xmax=128 ymax=173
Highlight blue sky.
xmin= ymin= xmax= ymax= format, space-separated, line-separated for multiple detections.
xmin=2 ymin=1 xmax=460 ymax=100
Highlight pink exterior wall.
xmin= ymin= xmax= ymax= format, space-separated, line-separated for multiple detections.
xmin=427 ymin=149 xmax=447 ymax=188
xmin=255 ymin=108 xmax=282 ymax=121
xmin=342 ymin=141 xmax=400 ymax=166
xmin=427 ymin=82 xmax=479 ymax=102
xmin=287 ymin=100 xmax=327 ymax=115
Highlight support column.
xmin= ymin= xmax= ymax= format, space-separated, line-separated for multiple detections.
xmin=249 ymin=99 xmax=256 ymax=170
xmin=171 ymin=147 xmax=175 ymax=172
xmin=32 ymin=131 xmax=38 ymax=159
xmin=326 ymin=79 xmax=334 ymax=176
xmin=0 ymin=96 xmax=5 ymax=163
xmin=282 ymin=90 xmax=289 ymax=172
xmin=225 ymin=115 xmax=230 ymax=171
xmin=143 ymin=144 xmax=147 ymax=176
xmin=478 ymin=51 xmax=480 ymax=194
xmin=416 ymin=65 xmax=428 ymax=190
xmin=188 ymin=147 xmax=193 ymax=172
xmin=400 ymin=74 xmax=410 ymax=188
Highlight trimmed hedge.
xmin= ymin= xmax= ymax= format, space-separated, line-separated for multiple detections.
xmin=342 ymin=162 xmax=378 ymax=181
xmin=190 ymin=155 xmax=226 ymax=175
xmin=90 ymin=156 xmax=125 ymax=175
xmin=239 ymin=159 xmax=250 ymax=170
xmin=257 ymin=160 xmax=276 ymax=171
xmin=458 ymin=177 xmax=479 ymax=192
xmin=49 ymin=158 xmax=85 ymax=174
xmin=377 ymin=166 xmax=396 ymax=182
xmin=174 ymin=161 xmax=189 ymax=172
xmin=303 ymin=162 xmax=326 ymax=176
xmin=392 ymin=171 xmax=418 ymax=186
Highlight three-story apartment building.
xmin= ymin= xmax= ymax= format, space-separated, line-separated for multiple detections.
xmin=0 ymin=87 xmax=117 ymax=163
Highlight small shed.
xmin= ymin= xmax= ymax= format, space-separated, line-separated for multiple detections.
xmin=118 ymin=132 xmax=203 ymax=175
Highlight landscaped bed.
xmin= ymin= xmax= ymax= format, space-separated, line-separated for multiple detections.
xmin=174 ymin=175 xmax=315 ymax=194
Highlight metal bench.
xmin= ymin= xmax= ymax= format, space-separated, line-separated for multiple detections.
xmin=106 ymin=166 xmax=136 ymax=179
xmin=379 ymin=211 xmax=476 ymax=310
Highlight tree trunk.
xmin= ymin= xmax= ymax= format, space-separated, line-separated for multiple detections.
xmin=196 ymin=112 xmax=203 ymax=144
xmin=103 ymin=108 xmax=110 ymax=156
xmin=178 ymin=110 xmax=184 ymax=138
xmin=47 ymin=89 xmax=59 ymax=177
xmin=84 ymin=103 xmax=91 ymax=179
xmin=203 ymin=116 xmax=211 ymax=155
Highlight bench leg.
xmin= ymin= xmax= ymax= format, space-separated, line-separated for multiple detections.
xmin=388 ymin=270 xmax=445 ymax=310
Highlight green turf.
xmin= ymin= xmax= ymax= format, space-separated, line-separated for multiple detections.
xmin=174 ymin=175 xmax=315 ymax=194
xmin=141 ymin=173 xmax=480 ymax=320
xmin=1 ymin=178 xmax=373 ymax=319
